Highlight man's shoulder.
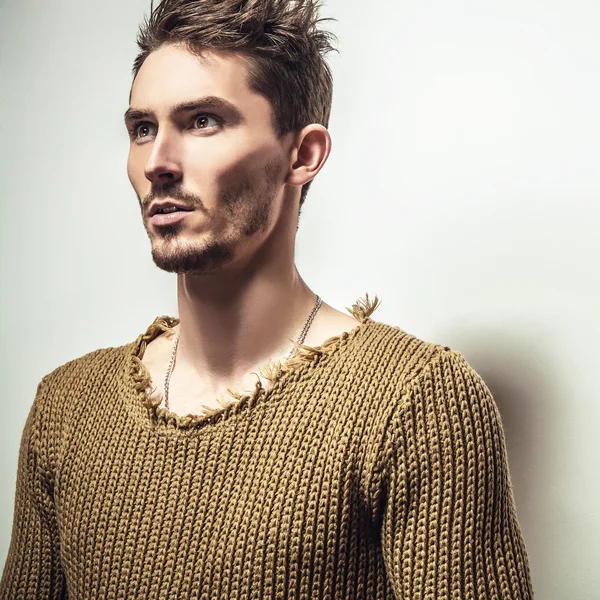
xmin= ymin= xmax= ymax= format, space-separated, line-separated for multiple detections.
xmin=359 ymin=319 xmax=453 ymax=387
xmin=39 ymin=338 xmax=134 ymax=401
xmin=363 ymin=320 xmax=492 ymax=423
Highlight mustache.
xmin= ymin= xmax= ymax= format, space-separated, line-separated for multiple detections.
xmin=143 ymin=183 xmax=202 ymax=212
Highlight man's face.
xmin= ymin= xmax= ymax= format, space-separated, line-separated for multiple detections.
xmin=126 ymin=43 xmax=292 ymax=275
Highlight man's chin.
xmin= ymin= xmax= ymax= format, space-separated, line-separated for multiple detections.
xmin=150 ymin=242 xmax=234 ymax=275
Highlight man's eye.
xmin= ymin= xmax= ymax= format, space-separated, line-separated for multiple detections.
xmin=129 ymin=122 xmax=155 ymax=140
xmin=192 ymin=114 xmax=221 ymax=130
xmin=128 ymin=113 xmax=222 ymax=142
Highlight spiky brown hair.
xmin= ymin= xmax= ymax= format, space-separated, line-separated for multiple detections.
xmin=132 ymin=0 xmax=338 ymax=212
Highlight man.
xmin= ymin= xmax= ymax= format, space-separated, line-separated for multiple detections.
xmin=0 ymin=0 xmax=535 ymax=598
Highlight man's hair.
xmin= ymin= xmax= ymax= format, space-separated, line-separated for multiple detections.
xmin=132 ymin=0 xmax=338 ymax=213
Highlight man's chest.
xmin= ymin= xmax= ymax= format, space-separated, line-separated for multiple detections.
xmin=54 ymin=404 xmax=377 ymax=599
xmin=142 ymin=354 xmax=274 ymax=416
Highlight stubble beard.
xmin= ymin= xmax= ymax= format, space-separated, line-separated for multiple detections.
xmin=144 ymin=158 xmax=283 ymax=276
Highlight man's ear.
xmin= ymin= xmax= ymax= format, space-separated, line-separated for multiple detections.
xmin=285 ymin=124 xmax=332 ymax=188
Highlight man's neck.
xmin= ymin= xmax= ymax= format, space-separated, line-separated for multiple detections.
xmin=172 ymin=266 xmax=318 ymax=390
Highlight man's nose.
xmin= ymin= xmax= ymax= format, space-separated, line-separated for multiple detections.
xmin=144 ymin=129 xmax=183 ymax=184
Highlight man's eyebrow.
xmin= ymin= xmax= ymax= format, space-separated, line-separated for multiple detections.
xmin=123 ymin=96 xmax=244 ymax=125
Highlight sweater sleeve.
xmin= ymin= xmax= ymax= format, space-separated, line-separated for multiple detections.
xmin=379 ymin=349 xmax=534 ymax=599
xmin=0 ymin=378 xmax=67 ymax=599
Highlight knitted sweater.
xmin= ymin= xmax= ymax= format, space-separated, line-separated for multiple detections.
xmin=0 ymin=295 xmax=534 ymax=599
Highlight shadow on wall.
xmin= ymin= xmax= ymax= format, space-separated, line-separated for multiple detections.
xmin=438 ymin=320 xmax=565 ymax=600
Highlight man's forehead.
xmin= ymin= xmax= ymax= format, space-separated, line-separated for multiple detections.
xmin=129 ymin=45 xmax=252 ymax=106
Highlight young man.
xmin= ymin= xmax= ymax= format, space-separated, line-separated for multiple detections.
xmin=0 ymin=1 xmax=535 ymax=598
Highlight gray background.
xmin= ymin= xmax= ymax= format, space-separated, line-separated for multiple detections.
xmin=1 ymin=0 xmax=599 ymax=598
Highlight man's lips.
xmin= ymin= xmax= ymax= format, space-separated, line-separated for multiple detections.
xmin=150 ymin=210 xmax=194 ymax=226
xmin=148 ymin=202 xmax=195 ymax=217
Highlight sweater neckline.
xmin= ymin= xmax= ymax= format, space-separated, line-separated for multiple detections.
xmin=126 ymin=294 xmax=381 ymax=432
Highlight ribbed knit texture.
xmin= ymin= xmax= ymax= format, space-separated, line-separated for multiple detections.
xmin=0 ymin=295 xmax=534 ymax=599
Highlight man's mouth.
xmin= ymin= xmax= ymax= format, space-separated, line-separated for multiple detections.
xmin=155 ymin=207 xmax=190 ymax=214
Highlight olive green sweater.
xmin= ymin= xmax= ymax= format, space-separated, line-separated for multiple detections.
xmin=0 ymin=295 xmax=534 ymax=599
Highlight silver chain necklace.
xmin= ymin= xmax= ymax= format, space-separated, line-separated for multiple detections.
xmin=163 ymin=295 xmax=322 ymax=410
